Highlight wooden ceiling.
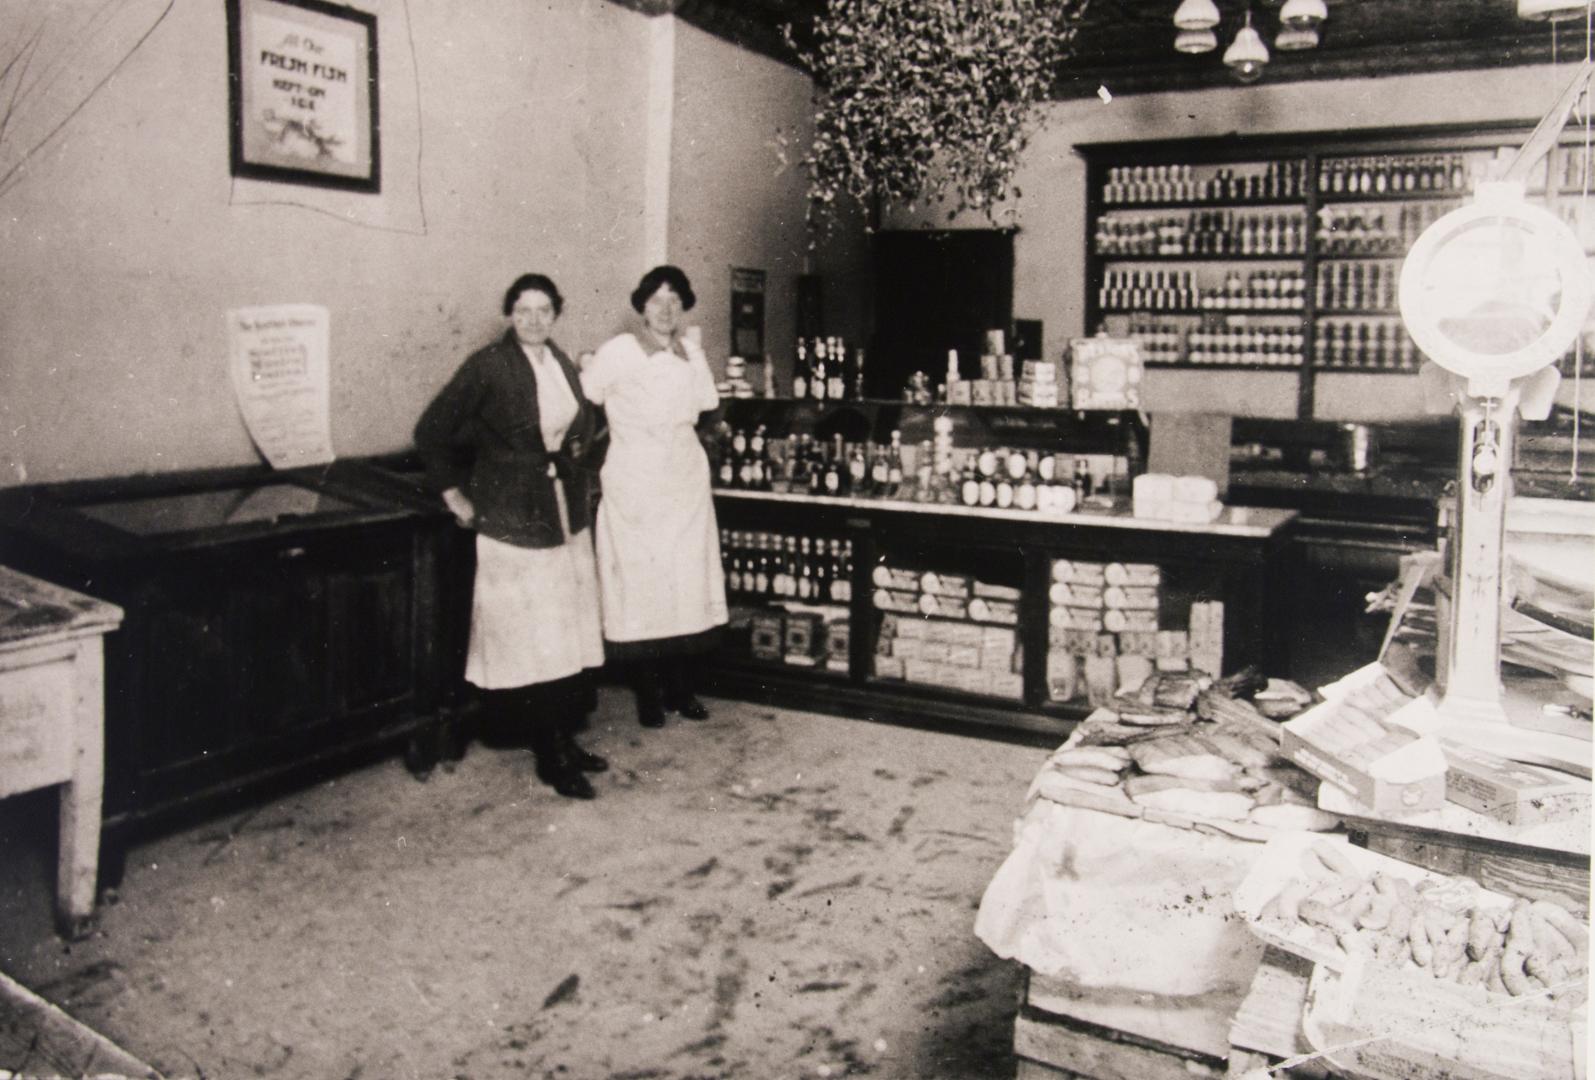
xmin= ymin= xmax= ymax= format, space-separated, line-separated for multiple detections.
xmin=611 ymin=0 xmax=1588 ymax=98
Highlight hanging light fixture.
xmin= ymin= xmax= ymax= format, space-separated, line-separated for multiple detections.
xmin=1274 ymin=25 xmax=1319 ymax=51
xmin=1279 ymin=0 xmax=1327 ymax=30
xmin=1517 ymin=0 xmax=1591 ymax=19
xmin=1175 ymin=28 xmax=1219 ymax=53
xmin=1174 ymin=0 xmax=1222 ymax=30
xmin=1224 ymin=8 xmax=1270 ymax=83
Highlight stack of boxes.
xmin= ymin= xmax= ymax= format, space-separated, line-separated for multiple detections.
xmin=1046 ymin=558 xmax=1225 ymax=705
xmin=946 ymin=330 xmax=1020 ymax=407
xmin=872 ymin=564 xmax=1024 ymax=699
xmin=1132 ymin=473 xmax=1223 ymax=524
xmin=1016 ymin=358 xmax=1063 ymax=408
xmin=749 ymin=607 xmax=850 ymax=673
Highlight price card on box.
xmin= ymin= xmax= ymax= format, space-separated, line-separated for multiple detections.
xmin=1068 ymin=336 xmax=1143 ymax=410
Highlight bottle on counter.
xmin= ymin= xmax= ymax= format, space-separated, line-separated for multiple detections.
xmin=886 ymin=431 xmax=904 ymax=498
xmin=827 ymin=338 xmax=846 ymax=401
xmin=792 ymin=340 xmax=808 ymax=400
xmin=748 ymin=425 xmax=768 ymax=490
xmin=823 ymin=442 xmax=843 ymax=496
xmin=960 ymin=461 xmax=980 ymax=507
xmin=811 ymin=339 xmax=828 ymax=403
xmin=848 ymin=442 xmax=868 ymax=494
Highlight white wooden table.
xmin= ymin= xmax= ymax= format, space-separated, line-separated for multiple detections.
xmin=0 ymin=565 xmax=122 ymax=938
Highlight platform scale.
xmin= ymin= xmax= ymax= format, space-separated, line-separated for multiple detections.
xmin=1398 ymin=61 xmax=1595 ymax=734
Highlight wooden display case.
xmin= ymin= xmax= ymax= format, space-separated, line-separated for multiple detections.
xmin=0 ymin=462 xmax=453 ymax=887
xmin=1077 ymin=120 xmax=1595 ymax=419
xmin=703 ymin=398 xmax=1295 ymax=742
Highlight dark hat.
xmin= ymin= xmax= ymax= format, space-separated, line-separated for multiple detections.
xmin=630 ymin=265 xmax=696 ymax=314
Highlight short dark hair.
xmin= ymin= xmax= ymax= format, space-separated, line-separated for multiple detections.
xmin=503 ymin=273 xmax=564 ymax=317
xmin=629 ymin=265 xmax=696 ymax=314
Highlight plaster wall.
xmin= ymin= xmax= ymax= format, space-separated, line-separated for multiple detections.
xmin=667 ymin=20 xmax=869 ymax=390
xmin=0 ymin=0 xmax=655 ymax=485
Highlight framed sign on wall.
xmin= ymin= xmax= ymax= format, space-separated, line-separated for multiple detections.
xmin=226 ymin=0 xmax=379 ymax=193
xmin=730 ymin=267 xmax=766 ymax=361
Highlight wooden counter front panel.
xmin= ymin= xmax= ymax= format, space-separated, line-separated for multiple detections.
xmin=104 ymin=525 xmax=425 ymax=820
xmin=708 ymin=491 xmax=1294 ymax=739
xmin=0 ymin=469 xmax=447 ymax=856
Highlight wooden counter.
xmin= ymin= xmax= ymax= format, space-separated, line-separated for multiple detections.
xmin=0 ymin=566 xmax=122 ymax=937
xmin=0 ymin=464 xmax=452 ymax=885
xmin=708 ymin=489 xmax=1297 ymax=742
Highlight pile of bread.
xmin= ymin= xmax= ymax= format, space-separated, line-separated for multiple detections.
xmin=1032 ymin=671 xmax=1334 ymax=830
xmin=1257 ymin=841 xmax=1587 ymax=1003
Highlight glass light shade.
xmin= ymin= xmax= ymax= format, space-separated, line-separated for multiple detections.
xmin=1224 ymin=24 xmax=1270 ymax=83
xmin=1175 ymin=28 xmax=1219 ymax=53
xmin=1275 ymin=25 xmax=1320 ymax=50
xmin=1174 ymin=0 xmax=1222 ymax=30
xmin=1517 ymin=0 xmax=1590 ymax=19
xmin=1280 ymin=0 xmax=1328 ymax=29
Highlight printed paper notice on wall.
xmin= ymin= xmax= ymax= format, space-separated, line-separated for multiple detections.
xmin=228 ymin=304 xmax=335 ymax=469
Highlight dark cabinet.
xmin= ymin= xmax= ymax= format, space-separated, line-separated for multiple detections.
xmin=0 ymin=464 xmax=451 ymax=884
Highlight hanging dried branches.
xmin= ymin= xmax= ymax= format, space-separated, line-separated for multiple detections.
xmin=787 ymin=0 xmax=1091 ymax=229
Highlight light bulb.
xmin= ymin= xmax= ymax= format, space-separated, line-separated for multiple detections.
xmin=1517 ymin=0 xmax=1592 ymax=19
xmin=1224 ymin=21 xmax=1269 ymax=82
xmin=1175 ymin=28 xmax=1219 ymax=53
xmin=1274 ymin=26 xmax=1319 ymax=50
xmin=1280 ymin=0 xmax=1327 ymax=29
xmin=1174 ymin=0 xmax=1221 ymax=31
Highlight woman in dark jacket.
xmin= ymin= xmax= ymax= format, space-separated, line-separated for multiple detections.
xmin=414 ymin=273 xmax=606 ymax=800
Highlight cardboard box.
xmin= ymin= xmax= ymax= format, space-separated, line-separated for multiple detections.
xmin=783 ymin=611 xmax=824 ymax=660
xmin=1440 ymin=741 xmax=1591 ymax=826
xmin=750 ymin=611 xmax=785 ymax=660
xmin=1281 ymin=694 xmax=1448 ymax=814
xmin=823 ymin=620 xmax=851 ymax=662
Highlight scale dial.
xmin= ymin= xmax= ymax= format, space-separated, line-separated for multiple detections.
xmin=1399 ymin=181 xmax=1591 ymax=397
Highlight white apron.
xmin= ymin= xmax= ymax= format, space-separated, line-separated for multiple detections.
xmin=582 ymin=332 xmax=727 ymax=643
xmin=465 ymin=345 xmax=605 ymax=690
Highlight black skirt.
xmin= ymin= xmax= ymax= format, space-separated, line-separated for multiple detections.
xmin=603 ymin=625 xmax=723 ymax=662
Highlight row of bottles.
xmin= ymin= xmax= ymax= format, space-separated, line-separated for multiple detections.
xmin=1315 ymin=318 xmax=1420 ymax=371
xmin=1319 ymin=154 xmax=1470 ymax=198
xmin=722 ymin=530 xmax=853 ymax=604
xmin=790 ymin=336 xmax=865 ymax=403
xmin=1114 ymin=318 xmax=1305 ymax=368
xmin=1316 ymin=261 xmax=1398 ymax=312
xmin=1190 ymin=324 xmax=1305 ymax=367
xmin=715 ymin=429 xmax=907 ymax=499
xmin=1098 ymin=268 xmax=1305 ymax=312
xmin=1315 ymin=201 xmax=1456 ymax=255
xmin=1094 ymin=210 xmax=1307 ymax=256
xmin=1103 ymin=160 xmax=1305 ymax=205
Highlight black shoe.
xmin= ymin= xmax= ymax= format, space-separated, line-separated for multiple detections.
xmin=536 ymin=758 xmax=596 ymax=800
xmin=564 ymin=737 xmax=609 ymax=773
xmin=667 ymin=695 xmax=709 ymax=721
xmin=638 ymin=700 xmax=667 ymax=728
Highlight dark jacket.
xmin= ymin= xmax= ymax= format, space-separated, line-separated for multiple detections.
xmin=414 ymin=330 xmax=598 ymax=548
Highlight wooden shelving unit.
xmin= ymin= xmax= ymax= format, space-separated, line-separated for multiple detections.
xmin=1078 ymin=120 xmax=1595 ymax=418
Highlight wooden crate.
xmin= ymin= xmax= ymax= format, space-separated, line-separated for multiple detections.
xmin=1014 ymin=1002 xmax=1227 ymax=1080
xmin=1 ymin=969 xmax=160 ymax=1078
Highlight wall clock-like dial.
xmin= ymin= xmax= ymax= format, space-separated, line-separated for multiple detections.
xmin=1399 ymin=181 xmax=1591 ymax=396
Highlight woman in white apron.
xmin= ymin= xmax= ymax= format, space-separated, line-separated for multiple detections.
xmin=583 ymin=265 xmax=727 ymax=728
xmin=414 ymin=273 xmax=607 ymax=799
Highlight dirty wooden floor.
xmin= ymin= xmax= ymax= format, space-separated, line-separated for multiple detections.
xmin=0 ymin=691 xmax=1049 ymax=1079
